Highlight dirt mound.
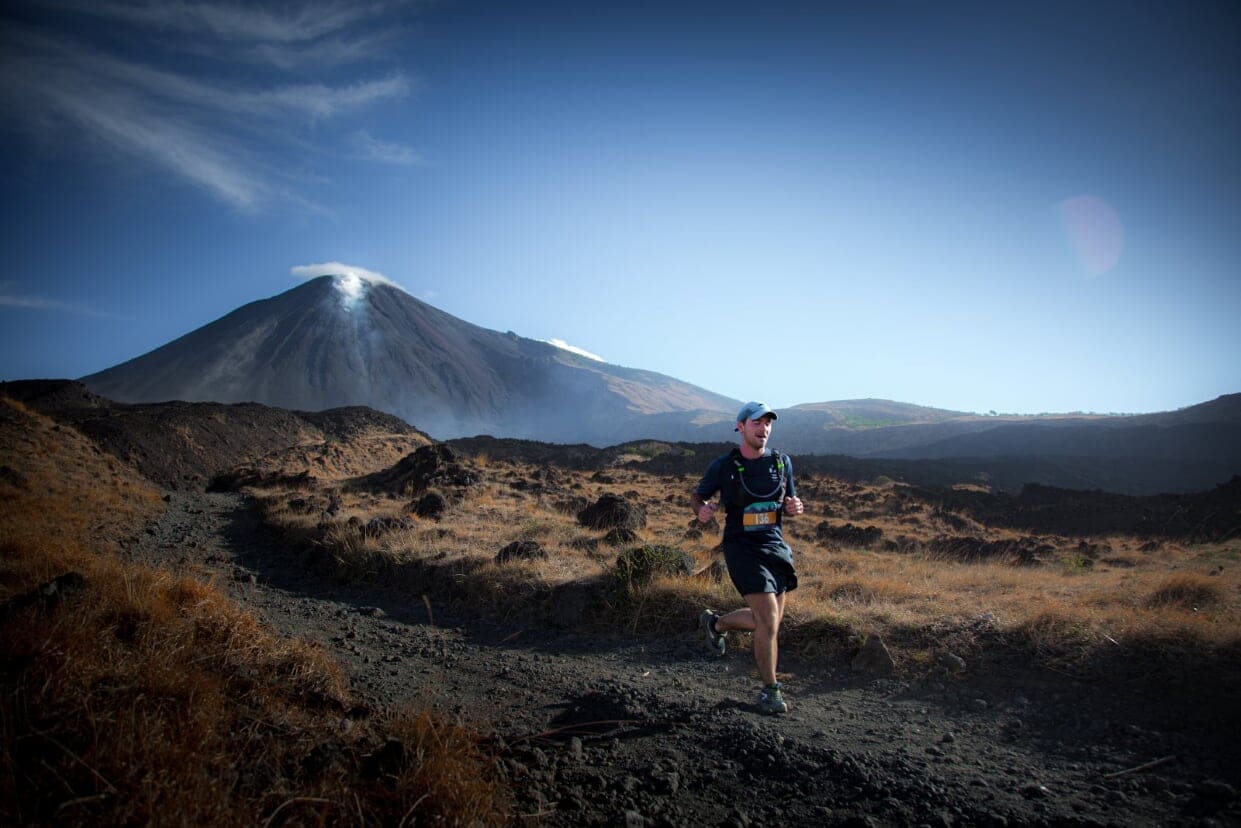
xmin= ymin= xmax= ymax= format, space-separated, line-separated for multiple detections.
xmin=2 ymin=380 xmax=428 ymax=491
xmin=445 ymin=436 xmax=611 ymax=470
xmin=443 ymin=436 xmax=736 ymax=476
xmin=232 ymin=431 xmax=433 ymax=484
xmin=350 ymin=445 xmax=478 ymax=497
xmin=299 ymin=406 xmax=425 ymax=441
xmin=0 ymin=393 xmax=162 ymax=545
xmin=8 ymin=384 xmax=304 ymax=491
xmin=1 ymin=378 xmax=118 ymax=411
xmin=816 ymin=521 xmax=884 ymax=548
xmin=210 ymin=468 xmax=321 ymax=493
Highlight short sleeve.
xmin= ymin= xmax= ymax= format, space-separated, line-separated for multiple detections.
xmin=694 ymin=455 xmax=727 ymax=499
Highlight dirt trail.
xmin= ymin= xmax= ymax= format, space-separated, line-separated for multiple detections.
xmin=122 ymin=491 xmax=1241 ymax=827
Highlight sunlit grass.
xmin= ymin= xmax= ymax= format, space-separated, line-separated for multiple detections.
xmin=246 ymin=456 xmax=1241 ymax=673
xmin=0 ymin=395 xmax=506 ymax=825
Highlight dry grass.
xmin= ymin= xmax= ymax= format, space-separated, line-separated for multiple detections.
xmin=1147 ymin=572 xmax=1227 ymax=610
xmin=0 ymin=397 xmax=506 ymax=825
xmin=247 ymin=454 xmax=1241 ymax=676
xmin=783 ymin=533 xmax=1240 ymax=666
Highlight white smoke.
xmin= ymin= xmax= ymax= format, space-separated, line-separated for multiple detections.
xmin=543 ymin=338 xmax=605 ymax=362
xmin=291 ymin=261 xmax=405 ymax=309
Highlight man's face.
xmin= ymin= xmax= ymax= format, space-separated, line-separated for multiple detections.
xmin=739 ymin=414 xmax=774 ymax=451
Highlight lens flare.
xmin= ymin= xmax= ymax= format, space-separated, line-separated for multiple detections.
xmin=1057 ymin=195 xmax=1124 ymax=276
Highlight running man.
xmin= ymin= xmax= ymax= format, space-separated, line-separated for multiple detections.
xmin=691 ymin=401 xmax=805 ymax=715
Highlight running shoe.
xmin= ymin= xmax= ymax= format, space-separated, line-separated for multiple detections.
xmin=757 ymin=683 xmax=788 ymax=715
xmin=698 ymin=609 xmax=726 ymax=656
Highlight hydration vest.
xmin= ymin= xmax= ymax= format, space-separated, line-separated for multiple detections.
xmin=723 ymin=448 xmax=789 ymax=531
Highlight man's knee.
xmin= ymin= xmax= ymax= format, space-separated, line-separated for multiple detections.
xmin=745 ymin=593 xmax=780 ymax=630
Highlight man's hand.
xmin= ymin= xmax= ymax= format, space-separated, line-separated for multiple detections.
xmin=782 ymin=496 xmax=804 ymax=517
xmin=697 ymin=501 xmax=719 ymax=524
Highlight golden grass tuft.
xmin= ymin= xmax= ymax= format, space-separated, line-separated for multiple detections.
xmin=0 ymin=535 xmax=506 ymax=824
xmin=1147 ymin=572 xmax=1227 ymax=610
xmin=0 ymin=396 xmax=506 ymax=825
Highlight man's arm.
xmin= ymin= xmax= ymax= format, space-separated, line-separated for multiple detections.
xmin=691 ymin=459 xmax=721 ymax=523
xmin=690 ymin=490 xmax=718 ymax=524
xmin=782 ymin=454 xmax=804 ymax=517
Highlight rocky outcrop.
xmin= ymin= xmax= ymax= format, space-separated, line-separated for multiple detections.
xmin=354 ymin=445 xmax=477 ymax=497
xmin=578 ymin=494 xmax=646 ymax=532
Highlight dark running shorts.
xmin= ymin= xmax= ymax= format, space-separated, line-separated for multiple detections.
xmin=723 ymin=540 xmax=798 ymax=596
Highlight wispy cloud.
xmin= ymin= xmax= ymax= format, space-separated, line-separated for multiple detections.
xmin=0 ymin=291 xmax=116 ymax=318
xmin=292 ymin=261 xmax=405 ymax=289
xmin=351 ymin=129 xmax=424 ymax=165
xmin=51 ymin=0 xmax=399 ymax=44
xmin=0 ymin=1 xmax=419 ymax=212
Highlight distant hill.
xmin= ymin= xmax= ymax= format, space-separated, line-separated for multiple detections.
xmin=706 ymin=396 xmax=1238 ymax=494
xmin=66 ymin=274 xmax=1240 ymax=494
xmin=787 ymin=398 xmax=971 ymax=428
xmin=81 ymin=275 xmax=738 ymax=446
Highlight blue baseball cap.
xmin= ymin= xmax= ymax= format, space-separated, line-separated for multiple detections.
xmin=735 ymin=401 xmax=778 ymax=430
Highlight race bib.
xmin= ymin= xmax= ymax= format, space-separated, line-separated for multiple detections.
xmin=742 ymin=501 xmax=780 ymax=531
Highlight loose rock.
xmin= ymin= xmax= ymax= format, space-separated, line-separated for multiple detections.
xmin=851 ymin=634 xmax=896 ymax=676
xmin=496 ymin=540 xmax=546 ymax=564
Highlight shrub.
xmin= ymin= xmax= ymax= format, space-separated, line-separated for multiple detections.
xmin=614 ymin=544 xmax=695 ymax=587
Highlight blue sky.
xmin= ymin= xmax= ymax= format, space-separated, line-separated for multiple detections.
xmin=2 ymin=0 xmax=1238 ymax=416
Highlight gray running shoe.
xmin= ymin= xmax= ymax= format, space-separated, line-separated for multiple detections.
xmin=757 ymin=683 xmax=788 ymax=715
xmin=699 ymin=609 xmax=726 ymax=655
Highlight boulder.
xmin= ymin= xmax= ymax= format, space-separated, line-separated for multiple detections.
xmin=852 ymin=634 xmax=896 ymax=676
xmin=578 ymin=493 xmax=646 ymax=531
xmin=496 ymin=540 xmax=546 ymax=564
xmin=364 ymin=516 xmax=415 ymax=538
xmin=937 ymin=652 xmax=967 ymax=674
xmin=413 ymin=491 xmax=449 ymax=519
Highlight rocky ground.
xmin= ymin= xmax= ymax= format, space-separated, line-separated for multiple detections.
xmin=120 ymin=490 xmax=1241 ymax=827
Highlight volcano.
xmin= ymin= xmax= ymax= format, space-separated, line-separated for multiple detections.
xmin=82 ymin=275 xmax=738 ymax=444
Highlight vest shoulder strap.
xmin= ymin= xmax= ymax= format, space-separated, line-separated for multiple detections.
xmin=727 ymin=448 xmax=787 ymax=505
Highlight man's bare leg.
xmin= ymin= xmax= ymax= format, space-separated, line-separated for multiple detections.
xmin=716 ymin=592 xmax=785 ymax=686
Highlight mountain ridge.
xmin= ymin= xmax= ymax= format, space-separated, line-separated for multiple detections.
xmin=72 ymin=275 xmax=1240 ymax=493
xmin=81 ymin=276 xmax=739 ymax=445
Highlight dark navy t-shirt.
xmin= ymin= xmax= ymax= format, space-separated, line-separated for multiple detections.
xmin=695 ymin=450 xmax=797 ymax=560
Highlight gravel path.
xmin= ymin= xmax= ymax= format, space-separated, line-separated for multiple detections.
xmin=122 ymin=491 xmax=1241 ymax=827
